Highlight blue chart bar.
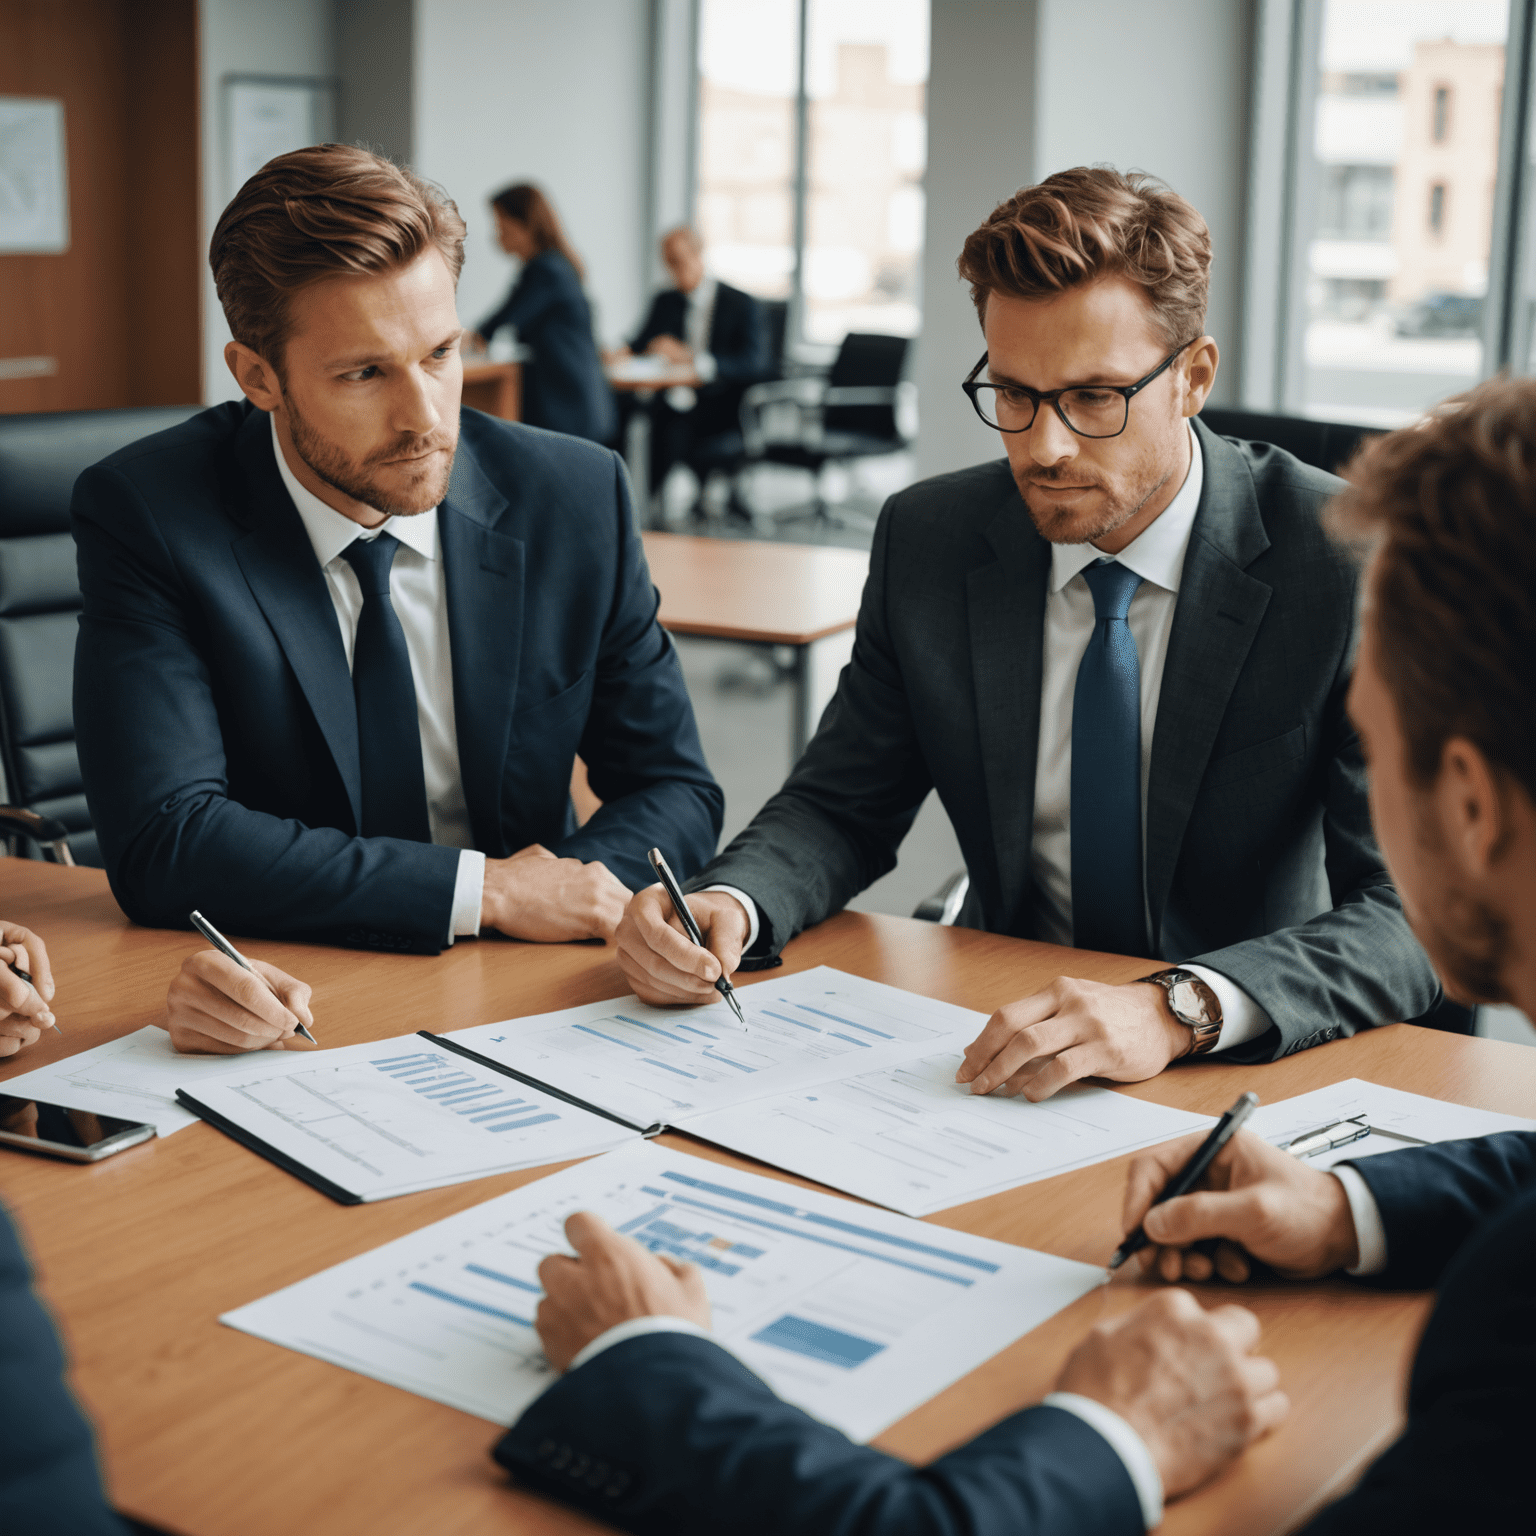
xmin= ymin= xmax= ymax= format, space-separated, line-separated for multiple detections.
xmin=616 ymin=1015 xmax=693 ymax=1045
xmin=370 ymin=1052 xmax=439 ymax=1070
xmin=703 ymin=1052 xmax=756 ymax=1073
xmin=644 ymin=1057 xmax=698 ymax=1079
xmin=466 ymin=1100 xmax=528 ymax=1121
xmin=408 ymin=1281 xmax=532 ymax=1327
xmin=485 ymin=1112 xmax=559 ymax=1132
xmin=464 ymin=1263 xmax=542 ymax=1295
xmin=829 ymin=1032 xmax=871 ymax=1049
xmin=763 ymin=1009 xmax=819 ymax=1033
xmin=434 ymin=1085 xmax=500 ymax=1106
xmin=417 ymin=1076 xmax=477 ymax=1098
xmin=793 ymin=1002 xmax=894 ymax=1040
xmin=752 ymin=1314 xmax=886 ymax=1369
xmin=573 ymin=1023 xmax=644 ymax=1052
xmin=675 ymin=1023 xmax=718 ymax=1041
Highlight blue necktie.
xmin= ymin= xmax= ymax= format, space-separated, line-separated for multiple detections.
xmin=340 ymin=534 xmax=432 ymax=843
xmin=1070 ymin=560 xmax=1145 ymax=954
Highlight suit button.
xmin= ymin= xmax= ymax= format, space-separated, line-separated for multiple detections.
xmin=550 ymin=1444 xmax=571 ymax=1470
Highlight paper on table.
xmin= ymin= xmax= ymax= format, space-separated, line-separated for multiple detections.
xmin=223 ymin=1140 xmax=1104 ymax=1442
xmin=1249 ymin=1078 xmax=1536 ymax=1169
xmin=181 ymin=1036 xmax=635 ymax=1200
xmin=0 ymin=1025 xmax=303 ymax=1135
xmin=446 ymin=967 xmax=983 ymax=1130
xmin=683 ymin=1052 xmax=1214 ymax=1217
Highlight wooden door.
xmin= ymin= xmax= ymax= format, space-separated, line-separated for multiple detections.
xmin=0 ymin=0 xmax=199 ymax=414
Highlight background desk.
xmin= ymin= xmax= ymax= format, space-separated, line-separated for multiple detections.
xmin=642 ymin=530 xmax=868 ymax=757
xmin=461 ymin=360 xmax=522 ymax=422
xmin=4 ymin=859 xmax=1533 ymax=1536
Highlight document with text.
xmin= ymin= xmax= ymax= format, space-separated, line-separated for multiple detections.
xmin=223 ymin=1140 xmax=1104 ymax=1442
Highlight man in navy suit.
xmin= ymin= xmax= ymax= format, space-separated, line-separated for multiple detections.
xmin=614 ymin=226 xmax=767 ymax=497
xmin=72 ymin=145 xmax=722 ymax=985
xmin=499 ymin=378 xmax=1536 ymax=1533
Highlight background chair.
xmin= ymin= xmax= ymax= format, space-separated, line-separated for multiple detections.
xmin=1198 ymin=406 xmax=1381 ymax=475
xmin=0 ymin=405 xmax=200 ymax=865
xmin=741 ymin=331 xmax=912 ymax=529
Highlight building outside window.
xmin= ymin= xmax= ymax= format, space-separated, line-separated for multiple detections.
xmin=1432 ymin=82 xmax=1452 ymax=141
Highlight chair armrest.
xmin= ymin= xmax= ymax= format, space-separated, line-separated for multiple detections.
xmin=912 ymin=870 xmax=970 ymax=925
xmin=821 ymin=387 xmax=900 ymax=407
xmin=740 ymin=377 xmax=826 ymax=453
xmin=0 ymin=806 xmax=77 ymax=865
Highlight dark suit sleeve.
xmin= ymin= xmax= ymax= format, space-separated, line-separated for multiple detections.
xmin=550 ymin=453 xmax=723 ymax=888
xmin=478 ymin=260 xmax=564 ymax=341
xmin=0 ymin=1207 xmax=133 ymax=1535
xmin=681 ymin=502 xmax=934 ymax=952
xmin=1342 ymin=1130 xmax=1536 ymax=1290
xmin=706 ymin=288 xmax=768 ymax=384
xmin=1179 ymin=626 xmax=1439 ymax=1060
xmin=494 ymin=1334 xmax=1143 ymax=1536
xmin=628 ymin=293 xmax=670 ymax=354
xmin=72 ymin=466 xmax=460 ymax=953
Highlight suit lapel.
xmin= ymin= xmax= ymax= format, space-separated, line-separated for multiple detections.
xmin=1145 ymin=419 xmax=1273 ymax=938
xmin=439 ymin=442 xmax=522 ymax=855
xmin=227 ymin=410 xmax=363 ymax=831
xmin=969 ymin=494 xmax=1051 ymax=934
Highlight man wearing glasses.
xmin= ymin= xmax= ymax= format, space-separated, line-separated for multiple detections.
xmin=616 ymin=165 xmax=1440 ymax=1092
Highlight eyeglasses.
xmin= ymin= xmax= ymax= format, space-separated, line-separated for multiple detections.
xmin=960 ymin=338 xmax=1197 ymax=439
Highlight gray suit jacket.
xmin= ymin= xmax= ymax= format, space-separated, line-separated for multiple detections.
xmin=687 ymin=419 xmax=1440 ymax=1061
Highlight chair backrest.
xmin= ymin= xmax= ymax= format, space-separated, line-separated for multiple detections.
xmin=824 ymin=332 xmax=909 ymax=440
xmin=1199 ymin=406 xmax=1382 ymax=476
xmin=0 ymin=405 xmax=202 ymax=865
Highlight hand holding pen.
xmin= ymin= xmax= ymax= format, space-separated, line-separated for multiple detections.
xmin=643 ymin=850 xmax=746 ymax=1026
xmin=169 ymin=911 xmax=318 ymax=1054
xmin=0 ymin=920 xmax=59 ymax=1055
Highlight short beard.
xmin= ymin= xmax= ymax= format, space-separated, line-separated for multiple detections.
xmin=1017 ymin=460 xmax=1174 ymax=545
xmin=284 ymin=393 xmax=457 ymax=517
xmin=1410 ymin=816 xmax=1513 ymax=1006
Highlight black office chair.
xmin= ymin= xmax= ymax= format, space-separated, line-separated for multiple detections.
xmin=0 ymin=405 xmax=201 ymax=865
xmin=1199 ymin=407 xmax=1381 ymax=475
xmin=742 ymin=332 xmax=912 ymax=529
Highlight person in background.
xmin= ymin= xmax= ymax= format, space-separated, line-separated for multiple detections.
xmin=612 ymin=226 xmax=767 ymax=500
xmin=470 ymin=183 xmax=615 ymax=443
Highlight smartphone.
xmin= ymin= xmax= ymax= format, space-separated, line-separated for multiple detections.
xmin=0 ymin=1095 xmax=156 ymax=1162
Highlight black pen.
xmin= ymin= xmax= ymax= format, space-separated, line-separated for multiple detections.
xmin=1108 ymin=1091 xmax=1259 ymax=1270
xmin=646 ymin=848 xmax=746 ymax=1026
xmin=188 ymin=910 xmax=318 ymax=1043
xmin=7 ymin=961 xmax=61 ymax=1033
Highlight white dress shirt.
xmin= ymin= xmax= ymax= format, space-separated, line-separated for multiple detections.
xmin=270 ymin=417 xmax=484 ymax=942
xmin=685 ymin=277 xmax=719 ymax=381
xmin=717 ymin=424 xmax=1270 ymax=1051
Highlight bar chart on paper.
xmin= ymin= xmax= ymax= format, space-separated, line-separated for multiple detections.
xmin=179 ymin=1036 xmax=633 ymax=1200
xmin=446 ymin=966 xmax=984 ymax=1128
xmin=223 ymin=1141 xmax=1103 ymax=1441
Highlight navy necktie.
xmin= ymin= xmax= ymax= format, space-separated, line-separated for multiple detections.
xmin=1070 ymin=560 xmax=1146 ymax=954
xmin=340 ymin=533 xmax=432 ymax=843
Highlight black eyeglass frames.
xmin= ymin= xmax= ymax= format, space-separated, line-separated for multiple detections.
xmin=960 ymin=338 xmax=1198 ymax=439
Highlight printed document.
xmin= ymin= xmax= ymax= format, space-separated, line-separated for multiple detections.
xmin=223 ymin=1141 xmax=1104 ymax=1442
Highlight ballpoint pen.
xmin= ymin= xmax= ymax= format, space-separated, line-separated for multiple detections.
xmin=1280 ymin=1114 xmax=1371 ymax=1159
xmin=188 ymin=910 xmax=318 ymax=1043
xmin=7 ymin=960 xmax=61 ymax=1033
xmin=1108 ymin=1091 xmax=1260 ymax=1270
xmin=646 ymin=847 xmax=747 ymax=1026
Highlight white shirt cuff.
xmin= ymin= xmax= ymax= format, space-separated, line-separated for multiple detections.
xmin=694 ymin=351 xmax=718 ymax=383
xmin=704 ymin=885 xmax=760 ymax=951
xmin=567 ymin=1314 xmax=714 ymax=1374
xmin=447 ymin=849 xmax=486 ymax=945
xmin=1331 ymin=1165 xmax=1388 ymax=1276
xmin=1042 ymin=1392 xmax=1163 ymax=1529
xmin=1185 ymin=965 xmax=1272 ymax=1052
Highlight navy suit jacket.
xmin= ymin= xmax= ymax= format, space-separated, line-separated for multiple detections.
xmin=477 ymin=249 xmax=616 ymax=441
xmin=630 ymin=281 xmax=767 ymax=386
xmin=0 ymin=1204 xmax=131 ymax=1534
xmin=72 ymin=402 xmax=723 ymax=953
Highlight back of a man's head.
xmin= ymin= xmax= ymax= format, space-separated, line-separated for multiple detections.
xmin=957 ymin=166 xmax=1211 ymax=347
xmin=210 ymin=143 xmax=467 ymax=372
xmin=1330 ymin=375 xmax=1536 ymax=805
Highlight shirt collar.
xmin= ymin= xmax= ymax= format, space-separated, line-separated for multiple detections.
xmin=269 ymin=413 xmax=439 ymax=567
xmin=686 ymin=277 xmax=718 ymax=308
xmin=1048 ymin=422 xmax=1203 ymax=594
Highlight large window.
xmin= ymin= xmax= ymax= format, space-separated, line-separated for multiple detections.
xmin=1282 ymin=0 xmax=1511 ymax=425
xmin=695 ymin=0 xmax=929 ymax=345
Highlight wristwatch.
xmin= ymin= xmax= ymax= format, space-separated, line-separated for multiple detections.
xmin=1138 ymin=968 xmax=1223 ymax=1057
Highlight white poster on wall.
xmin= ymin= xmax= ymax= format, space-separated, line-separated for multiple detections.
xmin=225 ymin=76 xmax=337 ymax=201
xmin=0 ymin=97 xmax=69 ymax=254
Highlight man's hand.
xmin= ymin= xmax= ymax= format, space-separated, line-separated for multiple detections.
xmin=646 ymin=335 xmax=694 ymax=366
xmin=535 ymin=1211 xmax=711 ymax=1372
xmin=166 ymin=952 xmax=316 ymax=1054
xmin=1124 ymin=1129 xmax=1360 ymax=1283
xmin=481 ymin=844 xmax=630 ymax=942
xmin=1056 ymin=1289 xmax=1287 ymax=1499
xmin=955 ymin=978 xmax=1189 ymax=1101
xmin=615 ymin=886 xmax=749 ymax=1005
xmin=0 ymin=922 xmax=57 ymax=1057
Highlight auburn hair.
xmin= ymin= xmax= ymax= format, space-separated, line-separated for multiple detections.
xmin=210 ymin=143 xmax=466 ymax=370
xmin=957 ymin=166 xmax=1212 ymax=347
xmin=1328 ymin=376 xmax=1536 ymax=802
xmin=490 ymin=182 xmax=586 ymax=281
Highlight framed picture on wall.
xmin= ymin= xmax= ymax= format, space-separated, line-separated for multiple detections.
xmin=224 ymin=75 xmax=338 ymax=202
xmin=0 ymin=96 xmax=70 ymax=254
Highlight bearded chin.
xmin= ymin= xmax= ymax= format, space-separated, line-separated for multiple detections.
xmin=285 ymin=397 xmax=455 ymax=516
xmin=1421 ymin=886 xmax=1512 ymax=1007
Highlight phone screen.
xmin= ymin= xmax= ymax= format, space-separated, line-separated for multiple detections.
xmin=0 ymin=1095 xmax=151 ymax=1151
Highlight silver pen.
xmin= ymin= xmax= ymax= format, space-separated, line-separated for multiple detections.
xmin=188 ymin=910 xmax=317 ymax=1043
xmin=1281 ymin=1114 xmax=1370 ymax=1159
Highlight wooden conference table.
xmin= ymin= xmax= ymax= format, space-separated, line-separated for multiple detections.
xmin=642 ymin=530 xmax=869 ymax=757
xmin=4 ymin=861 xmax=1533 ymax=1536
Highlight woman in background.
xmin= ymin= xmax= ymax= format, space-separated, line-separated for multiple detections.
xmin=471 ymin=184 xmax=615 ymax=443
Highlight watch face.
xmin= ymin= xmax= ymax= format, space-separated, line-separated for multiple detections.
xmin=1168 ymin=977 xmax=1218 ymax=1027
